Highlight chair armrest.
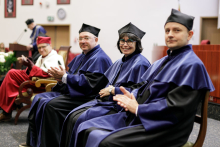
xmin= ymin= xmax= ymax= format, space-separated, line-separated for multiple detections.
xmin=32 ymin=76 xmax=55 ymax=81
xmin=45 ymin=83 xmax=57 ymax=92
xmin=35 ymin=79 xmax=57 ymax=88
xmin=15 ymin=80 xmax=36 ymax=105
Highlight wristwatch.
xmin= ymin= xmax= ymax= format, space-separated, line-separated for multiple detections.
xmin=109 ymin=86 xmax=113 ymax=94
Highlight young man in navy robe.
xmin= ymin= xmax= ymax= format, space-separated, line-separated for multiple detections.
xmin=20 ymin=24 xmax=112 ymax=147
xmin=26 ymin=19 xmax=47 ymax=63
xmin=73 ymin=9 xmax=215 ymax=147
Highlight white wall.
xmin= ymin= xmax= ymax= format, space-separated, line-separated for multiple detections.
xmin=0 ymin=0 xmax=218 ymax=63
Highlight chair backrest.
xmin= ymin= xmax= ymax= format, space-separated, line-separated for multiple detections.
xmin=193 ymin=91 xmax=210 ymax=147
xmin=200 ymin=40 xmax=210 ymax=45
xmin=58 ymin=46 xmax=71 ymax=69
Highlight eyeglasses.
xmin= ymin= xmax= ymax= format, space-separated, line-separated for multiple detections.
xmin=38 ymin=45 xmax=48 ymax=50
xmin=77 ymin=37 xmax=96 ymax=42
xmin=119 ymin=39 xmax=136 ymax=46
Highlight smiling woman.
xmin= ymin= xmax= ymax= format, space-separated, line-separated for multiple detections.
xmin=117 ymin=28 xmax=144 ymax=57
xmin=118 ymin=35 xmax=136 ymax=57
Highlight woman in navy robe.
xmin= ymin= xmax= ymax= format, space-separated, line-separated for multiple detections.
xmin=59 ymin=23 xmax=151 ymax=147
xmin=70 ymin=9 xmax=215 ymax=147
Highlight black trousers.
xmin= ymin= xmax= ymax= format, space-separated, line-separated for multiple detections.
xmin=77 ymin=124 xmax=187 ymax=147
xmin=61 ymin=101 xmax=118 ymax=147
xmin=31 ymin=94 xmax=92 ymax=147
xmin=61 ymin=106 xmax=92 ymax=147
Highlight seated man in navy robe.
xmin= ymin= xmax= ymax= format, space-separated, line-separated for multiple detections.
xmin=73 ymin=9 xmax=215 ymax=147
xmin=20 ymin=23 xmax=112 ymax=147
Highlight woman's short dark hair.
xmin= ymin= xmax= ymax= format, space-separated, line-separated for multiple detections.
xmin=117 ymin=33 xmax=143 ymax=54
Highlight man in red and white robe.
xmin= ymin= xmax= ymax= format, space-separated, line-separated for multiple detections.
xmin=0 ymin=36 xmax=65 ymax=122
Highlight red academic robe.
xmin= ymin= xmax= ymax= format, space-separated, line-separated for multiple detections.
xmin=0 ymin=66 xmax=50 ymax=113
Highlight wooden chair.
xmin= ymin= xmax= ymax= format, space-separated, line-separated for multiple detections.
xmin=182 ymin=91 xmax=210 ymax=147
xmin=14 ymin=46 xmax=71 ymax=125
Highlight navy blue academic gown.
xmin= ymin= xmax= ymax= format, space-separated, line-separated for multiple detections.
xmin=28 ymin=45 xmax=112 ymax=147
xmin=73 ymin=45 xmax=215 ymax=147
xmin=59 ymin=53 xmax=151 ymax=147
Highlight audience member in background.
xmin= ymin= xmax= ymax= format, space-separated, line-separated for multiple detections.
xmin=0 ymin=42 xmax=5 ymax=52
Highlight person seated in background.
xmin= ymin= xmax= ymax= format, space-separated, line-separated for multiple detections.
xmin=20 ymin=23 xmax=112 ymax=147
xmin=59 ymin=22 xmax=151 ymax=147
xmin=0 ymin=36 xmax=65 ymax=122
xmin=73 ymin=9 xmax=215 ymax=147
xmin=0 ymin=42 xmax=5 ymax=52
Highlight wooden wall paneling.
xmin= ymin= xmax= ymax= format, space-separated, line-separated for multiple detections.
xmin=214 ymin=50 xmax=220 ymax=97
xmin=207 ymin=51 xmax=216 ymax=96
xmin=152 ymin=45 xmax=220 ymax=102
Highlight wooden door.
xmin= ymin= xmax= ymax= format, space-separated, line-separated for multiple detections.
xmin=39 ymin=25 xmax=70 ymax=50
xmin=201 ymin=18 xmax=220 ymax=44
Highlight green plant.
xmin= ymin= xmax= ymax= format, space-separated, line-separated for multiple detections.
xmin=0 ymin=51 xmax=17 ymax=75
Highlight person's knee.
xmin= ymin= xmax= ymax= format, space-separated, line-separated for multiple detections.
xmin=99 ymin=136 xmax=114 ymax=147
xmin=46 ymin=100 xmax=55 ymax=109
xmin=7 ymin=69 xmax=16 ymax=76
xmin=45 ymin=99 xmax=57 ymax=113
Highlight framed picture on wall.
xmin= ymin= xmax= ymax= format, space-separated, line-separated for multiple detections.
xmin=21 ymin=0 xmax=34 ymax=5
xmin=57 ymin=0 xmax=70 ymax=4
xmin=5 ymin=0 xmax=16 ymax=18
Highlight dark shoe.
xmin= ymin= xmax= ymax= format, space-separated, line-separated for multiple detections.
xmin=16 ymin=103 xmax=24 ymax=112
xmin=19 ymin=143 xmax=32 ymax=147
xmin=0 ymin=112 xmax=12 ymax=122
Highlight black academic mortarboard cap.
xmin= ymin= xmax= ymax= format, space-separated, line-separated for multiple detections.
xmin=25 ymin=19 xmax=34 ymax=25
xmin=118 ymin=22 xmax=146 ymax=39
xmin=79 ymin=23 xmax=100 ymax=37
xmin=165 ymin=9 xmax=195 ymax=30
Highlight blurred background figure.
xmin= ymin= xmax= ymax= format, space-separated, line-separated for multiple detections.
xmin=25 ymin=19 xmax=47 ymax=63
xmin=0 ymin=43 xmax=5 ymax=52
